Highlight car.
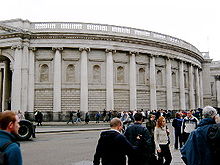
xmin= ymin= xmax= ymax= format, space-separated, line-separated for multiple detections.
xmin=17 ymin=119 xmax=36 ymax=141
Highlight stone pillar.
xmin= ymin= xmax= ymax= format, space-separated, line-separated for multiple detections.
xmin=21 ymin=40 xmax=29 ymax=113
xmin=1 ymin=64 xmax=6 ymax=111
xmin=150 ymin=55 xmax=157 ymax=110
xmin=195 ymin=67 xmax=201 ymax=108
xmin=199 ymin=70 xmax=204 ymax=107
xmin=28 ymin=47 xmax=36 ymax=112
xmin=215 ymin=76 xmax=220 ymax=107
xmin=79 ymin=47 xmax=90 ymax=113
xmin=105 ymin=49 xmax=115 ymax=111
xmin=189 ymin=64 xmax=195 ymax=109
xmin=179 ymin=61 xmax=186 ymax=110
xmin=166 ymin=58 xmax=173 ymax=110
xmin=129 ymin=52 xmax=137 ymax=111
xmin=0 ymin=69 xmax=2 ymax=111
xmin=52 ymin=47 xmax=63 ymax=113
xmin=11 ymin=45 xmax=22 ymax=111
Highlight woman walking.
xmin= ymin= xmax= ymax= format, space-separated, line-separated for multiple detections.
xmin=154 ymin=116 xmax=172 ymax=165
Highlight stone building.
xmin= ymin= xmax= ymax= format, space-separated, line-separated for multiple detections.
xmin=0 ymin=19 xmax=219 ymax=120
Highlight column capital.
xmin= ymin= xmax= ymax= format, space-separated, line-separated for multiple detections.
xmin=149 ymin=54 xmax=156 ymax=58
xmin=11 ymin=44 xmax=23 ymax=50
xmin=79 ymin=47 xmax=90 ymax=52
xmin=129 ymin=51 xmax=139 ymax=55
xmin=29 ymin=47 xmax=37 ymax=52
xmin=52 ymin=47 xmax=63 ymax=52
xmin=105 ymin=49 xmax=116 ymax=53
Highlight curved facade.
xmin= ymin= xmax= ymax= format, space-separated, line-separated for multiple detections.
xmin=0 ymin=19 xmax=217 ymax=120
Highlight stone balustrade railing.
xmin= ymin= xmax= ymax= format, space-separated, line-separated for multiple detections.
xmin=30 ymin=22 xmax=201 ymax=56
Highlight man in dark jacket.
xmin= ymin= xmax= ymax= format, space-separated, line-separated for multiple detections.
xmin=124 ymin=112 xmax=155 ymax=165
xmin=93 ymin=117 xmax=137 ymax=165
xmin=172 ymin=112 xmax=183 ymax=149
xmin=0 ymin=110 xmax=22 ymax=165
xmin=181 ymin=106 xmax=218 ymax=165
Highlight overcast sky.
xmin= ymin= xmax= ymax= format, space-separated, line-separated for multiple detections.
xmin=1 ymin=0 xmax=219 ymax=61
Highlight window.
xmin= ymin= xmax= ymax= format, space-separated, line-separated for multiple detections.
xmin=139 ymin=68 xmax=145 ymax=84
xmin=66 ymin=64 xmax=75 ymax=82
xmin=93 ymin=65 xmax=101 ymax=83
xmin=40 ymin=64 xmax=49 ymax=82
xmin=117 ymin=66 xmax=124 ymax=83
xmin=156 ymin=70 xmax=162 ymax=85
xmin=172 ymin=72 xmax=176 ymax=86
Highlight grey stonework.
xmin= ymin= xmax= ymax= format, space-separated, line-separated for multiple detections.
xmin=0 ymin=19 xmax=219 ymax=121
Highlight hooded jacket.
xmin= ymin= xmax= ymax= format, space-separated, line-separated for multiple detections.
xmin=93 ymin=130 xmax=136 ymax=165
xmin=0 ymin=130 xmax=22 ymax=165
xmin=180 ymin=118 xmax=216 ymax=165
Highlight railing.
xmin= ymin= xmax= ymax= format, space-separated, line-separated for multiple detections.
xmin=31 ymin=22 xmax=201 ymax=56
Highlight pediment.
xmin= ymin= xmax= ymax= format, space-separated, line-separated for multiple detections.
xmin=0 ymin=23 xmax=23 ymax=34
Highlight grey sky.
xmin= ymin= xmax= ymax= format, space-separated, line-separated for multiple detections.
xmin=1 ymin=0 xmax=219 ymax=61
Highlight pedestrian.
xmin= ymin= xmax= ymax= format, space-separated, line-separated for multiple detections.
xmin=93 ymin=118 xmax=138 ymax=165
xmin=181 ymin=106 xmax=219 ymax=165
xmin=67 ymin=111 xmax=74 ymax=124
xmin=102 ymin=109 xmax=107 ymax=122
xmin=17 ymin=110 xmax=24 ymax=120
xmin=181 ymin=111 xmax=199 ymax=143
xmin=0 ymin=110 xmax=23 ymax=165
xmin=34 ymin=110 xmax=43 ymax=126
xmin=85 ymin=112 xmax=90 ymax=124
xmin=95 ymin=112 xmax=101 ymax=123
xmin=154 ymin=116 xmax=172 ymax=165
xmin=76 ymin=110 xmax=81 ymax=123
xmin=172 ymin=112 xmax=183 ymax=149
xmin=124 ymin=112 xmax=156 ymax=165
xmin=106 ymin=110 xmax=112 ymax=122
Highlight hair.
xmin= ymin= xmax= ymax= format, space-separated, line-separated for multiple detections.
xmin=0 ymin=110 xmax=17 ymax=130
xmin=175 ymin=112 xmax=181 ymax=118
xmin=134 ymin=112 xmax=143 ymax=121
xmin=110 ymin=118 xmax=122 ymax=128
xmin=156 ymin=116 xmax=165 ymax=128
xmin=202 ymin=106 xmax=217 ymax=118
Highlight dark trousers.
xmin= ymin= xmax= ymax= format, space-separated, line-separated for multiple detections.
xmin=182 ymin=132 xmax=190 ymax=144
xmin=174 ymin=131 xmax=182 ymax=149
xmin=158 ymin=144 xmax=172 ymax=165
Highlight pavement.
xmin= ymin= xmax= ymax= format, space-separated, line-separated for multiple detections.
xmin=34 ymin=121 xmax=184 ymax=165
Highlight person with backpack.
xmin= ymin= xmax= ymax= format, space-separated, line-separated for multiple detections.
xmin=0 ymin=110 xmax=22 ymax=165
xmin=181 ymin=106 xmax=219 ymax=165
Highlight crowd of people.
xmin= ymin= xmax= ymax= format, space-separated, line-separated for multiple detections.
xmin=0 ymin=106 xmax=220 ymax=165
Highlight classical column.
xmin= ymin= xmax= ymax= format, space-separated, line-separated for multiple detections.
xmin=52 ymin=47 xmax=63 ymax=112
xmin=215 ymin=76 xmax=220 ymax=107
xmin=129 ymin=52 xmax=137 ymax=111
xmin=195 ymin=67 xmax=201 ymax=108
xmin=28 ymin=47 xmax=36 ymax=112
xmin=179 ymin=61 xmax=186 ymax=110
xmin=105 ymin=49 xmax=115 ymax=111
xmin=0 ymin=69 xmax=2 ymax=111
xmin=150 ymin=55 xmax=157 ymax=110
xmin=79 ymin=47 xmax=90 ymax=113
xmin=166 ymin=58 xmax=173 ymax=110
xmin=21 ymin=40 xmax=29 ymax=112
xmin=189 ymin=64 xmax=195 ymax=109
xmin=199 ymin=70 xmax=204 ymax=107
xmin=11 ymin=45 xmax=22 ymax=111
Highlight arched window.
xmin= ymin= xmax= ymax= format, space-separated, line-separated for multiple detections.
xmin=93 ymin=65 xmax=101 ymax=83
xmin=66 ymin=64 xmax=75 ymax=82
xmin=139 ymin=68 xmax=145 ymax=84
xmin=40 ymin=64 xmax=49 ymax=82
xmin=156 ymin=70 xmax=162 ymax=85
xmin=117 ymin=66 xmax=124 ymax=83
xmin=172 ymin=72 xmax=176 ymax=87
xmin=184 ymin=73 xmax=188 ymax=88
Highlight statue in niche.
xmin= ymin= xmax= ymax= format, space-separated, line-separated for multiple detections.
xmin=66 ymin=64 xmax=75 ymax=82
xmin=139 ymin=68 xmax=145 ymax=84
xmin=93 ymin=65 xmax=101 ymax=83
xmin=40 ymin=64 xmax=49 ymax=82
xmin=117 ymin=66 xmax=124 ymax=83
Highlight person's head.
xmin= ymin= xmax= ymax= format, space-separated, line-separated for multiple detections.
xmin=149 ymin=114 xmax=155 ymax=120
xmin=187 ymin=111 xmax=193 ymax=118
xmin=156 ymin=116 xmax=166 ymax=128
xmin=0 ymin=110 xmax=20 ymax=135
xmin=110 ymin=118 xmax=123 ymax=132
xmin=202 ymin=106 xmax=218 ymax=119
xmin=175 ymin=112 xmax=182 ymax=118
xmin=134 ymin=112 xmax=143 ymax=122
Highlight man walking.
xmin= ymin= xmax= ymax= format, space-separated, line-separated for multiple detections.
xmin=124 ymin=112 xmax=155 ymax=165
xmin=0 ymin=110 xmax=22 ymax=165
xmin=93 ymin=118 xmax=138 ymax=165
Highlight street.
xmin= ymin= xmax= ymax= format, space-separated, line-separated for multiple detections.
xmin=20 ymin=123 xmax=184 ymax=165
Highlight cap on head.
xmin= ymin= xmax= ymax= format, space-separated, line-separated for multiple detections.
xmin=202 ymin=106 xmax=217 ymax=118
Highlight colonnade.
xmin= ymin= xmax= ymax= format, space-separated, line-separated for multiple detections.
xmin=9 ymin=46 xmax=205 ymax=113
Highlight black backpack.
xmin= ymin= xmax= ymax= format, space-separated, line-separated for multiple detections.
xmin=0 ymin=142 xmax=12 ymax=165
